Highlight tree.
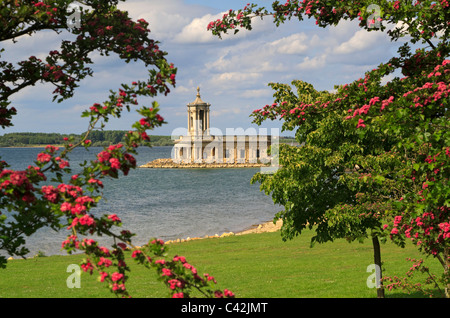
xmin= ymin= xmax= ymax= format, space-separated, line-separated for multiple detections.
xmin=209 ymin=0 xmax=449 ymax=297
xmin=0 ymin=0 xmax=233 ymax=298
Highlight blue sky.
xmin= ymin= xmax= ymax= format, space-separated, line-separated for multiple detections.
xmin=2 ymin=0 xmax=407 ymax=137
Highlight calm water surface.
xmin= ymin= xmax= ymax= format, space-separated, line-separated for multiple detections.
xmin=0 ymin=146 xmax=280 ymax=256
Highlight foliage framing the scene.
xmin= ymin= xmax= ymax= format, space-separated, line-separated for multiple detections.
xmin=208 ymin=0 xmax=449 ymax=297
xmin=0 ymin=0 xmax=234 ymax=298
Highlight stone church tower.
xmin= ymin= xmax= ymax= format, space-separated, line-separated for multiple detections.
xmin=187 ymin=87 xmax=210 ymax=136
xmin=172 ymin=87 xmax=273 ymax=165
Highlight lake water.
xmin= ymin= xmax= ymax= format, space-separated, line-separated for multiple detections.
xmin=0 ymin=146 xmax=280 ymax=257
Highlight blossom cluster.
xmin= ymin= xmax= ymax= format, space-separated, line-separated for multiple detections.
xmin=382 ymin=258 xmax=441 ymax=297
xmin=251 ymin=56 xmax=449 ymax=134
xmin=0 ymin=0 xmax=235 ymax=299
xmin=0 ymin=166 xmax=44 ymax=204
xmin=131 ymin=239 xmax=235 ymax=298
xmin=208 ymin=0 xmax=449 ymax=47
xmin=210 ymin=0 xmax=450 ymax=298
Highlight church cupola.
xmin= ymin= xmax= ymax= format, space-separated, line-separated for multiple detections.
xmin=187 ymin=87 xmax=210 ymax=136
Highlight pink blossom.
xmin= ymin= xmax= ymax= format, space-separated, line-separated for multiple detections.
xmin=81 ymin=261 xmax=93 ymax=273
xmin=97 ymin=151 xmax=111 ymax=163
xmin=59 ymin=160 xmax=70 ymax=169
xmin=83 ymin=239 xmax=96 ymax=246
xmin=37 ymin=153 xmax=51 ymax=163
xmin=99 ymin=272 xmax=109 ymax=282
xmin=381 ymin=96 xmax=394 ymax=110
xmin=9 ymin=171 xmax=28 ymax=186
xmin=131 ymin=250 xmax=142 ymax=258
xmin=70 ymin=204 xmax=86 ymax=215
xmin=42 ymin=185 xmax=59 ymax=203
xmin=393 ymin=1 xmax=400 ymax=10
xmin=111 ymin=272 xmax=124 ymax=282
xmin=117 ymin=243 xmax=127 ymax=250
xmin=173 ymin=255 xmax=186 ymax=263
xmin=88 ymin=178 xmax=103 ymax=187
xmin=75 ymin=195 xmax=94 ymax=205
xmin=161 ymin=268 xmax=173 ymax=277
xmin=439 ymin=222 xmax=450 ymax=233
xmin=151 ymin=239 xmax=164 ymax=245
xmin=155 ymin=114 xmax=164 ymax=122
xmin=109 ymin=157 xmax=121 ymax=169
xmin=98 ymin=257 xmax=113 ymax=268
xmin=99 ymin=246 xmax=110 ymax=256
xmin=356 ymin=118 xmax=366 ymax=128
xmin=168 ymin=279 xmax=185 ymax=290
xmin=79 ymin=214 xmax=95 ymax=226
xmin=60 ymin=202 xmax=72 ymax=212
xmin=108 ymin=214 xmax=121 ymax=222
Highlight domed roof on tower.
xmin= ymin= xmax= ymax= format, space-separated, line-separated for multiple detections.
xmin=188 ymin=87 xmax=209 ymax=106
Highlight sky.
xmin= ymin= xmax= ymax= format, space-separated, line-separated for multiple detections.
xmin=2 ymin=0 xmax=408 ymax=137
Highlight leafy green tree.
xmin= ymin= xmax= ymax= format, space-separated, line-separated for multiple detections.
xmin=209 ymin=0 xmax=449 ymax=297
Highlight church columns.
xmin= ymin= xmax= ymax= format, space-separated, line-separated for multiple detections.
xmin=207 ymin=109 xmax=210 ymax=136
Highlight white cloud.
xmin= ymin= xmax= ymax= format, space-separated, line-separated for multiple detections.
xmin=239 ymin=89 xmax=272 ymax=99
xmin=309 ymin=34 xmax=324 ymax=47
xmin=250 ymin=61 xmax=288 ymax=73
xmin=210 ymin=72 xmax=262 ymax=85
xmin=3 ymin=0 xmax=405 ymax=136
xmin=270 ymin=33 xmax=309 ymax=55
xmin=119 ymin=0 xmax=209 ymax=40
xmin=211 ymin=107 xmax=243 ymax=117
xmin=174 ymin=85 xmax=192 ymax=94
xmin=174 ymin=13 xmax=222 ymax=43
xmin=1 ymin=30 xmax=74 ymax=63
xmin=204 ymin=52 xmax=232 ymax=72
xmin=8 ymin=84 xmax=54 ymax=112
xmin=210 ymin=103 xmax=255 ymax=118
xmin=296 ymin=54 xmax=327 ymax=70
xmin=333 ymin=28 xmax=386 ymax=55
xmin=173 ymin=9 xmax=273 ymax=44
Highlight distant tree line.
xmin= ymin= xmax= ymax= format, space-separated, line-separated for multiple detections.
xmin=278 ymin=136 xmax=300 ymax=146
xmin=0 ymin=132 xmax=297 ymax=148
xmin=0 ymin=131 xmax=175 ymax=147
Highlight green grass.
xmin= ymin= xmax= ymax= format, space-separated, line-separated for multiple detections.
xmin=0 ymin=229 xmax=443 ymax=298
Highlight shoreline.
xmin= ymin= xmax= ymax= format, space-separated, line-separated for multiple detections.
xmin=139 ymin=158 xmax=268 ymax=169
xmin=6 ymin=219 xmax=282 ymax=260
xmin=164 ymin=219 xmax=282 ymax=244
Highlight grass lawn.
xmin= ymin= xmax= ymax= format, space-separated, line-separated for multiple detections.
xmin=0 ymin=229 xmax=443 ymax=298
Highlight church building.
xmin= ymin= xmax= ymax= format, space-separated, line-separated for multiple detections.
xmin=172 ymin=87 xmax=274 ymax=165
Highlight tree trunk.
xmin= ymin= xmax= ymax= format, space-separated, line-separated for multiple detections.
xmin=372 ymin=236 xmax=385 ymax=298
xmin=445 ymin=247 xmax=449 ymax=299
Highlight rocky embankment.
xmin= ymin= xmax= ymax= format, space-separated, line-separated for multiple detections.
xmin=164 ymin=219 xmax=283 ymax=245
xmin=139 ymin=158 xmax=268 ymax=169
